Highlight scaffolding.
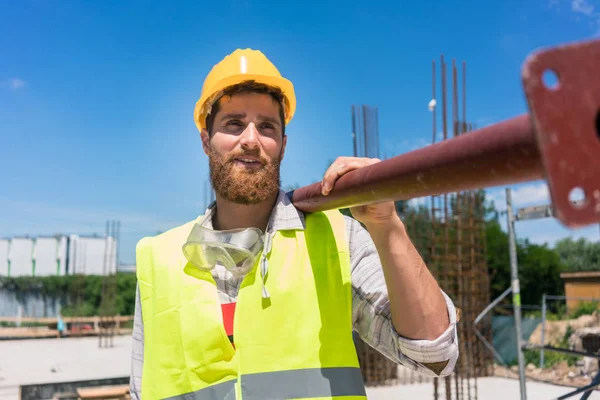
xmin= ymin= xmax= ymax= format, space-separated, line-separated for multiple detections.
xmin=70 ymin=240 xmax=87 ymax=337
xmin=99 ymin=220 xmax=120 ymax=348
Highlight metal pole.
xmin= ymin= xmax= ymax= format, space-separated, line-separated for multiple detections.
xmin=506 ymin=188 xmax=527 ymax=400
xmin=540 ymin=294 xmax=547 ymax=368
xmin=442 ymin=55 xmax=447 ymax=141
xmin=362 ymin=105 xmax=368 ymax=158
xmin=432 ymin=60 xmax=437 ymax=144
xmin=292 ymin=115 xmax=543 ymax=213
xmin=374 ymin=107 xmax=380 ymax=159
xmin=474 ymin=286 xmax=513 ymax=366
xmin=352 ymin=105 xmax=357 ymax=157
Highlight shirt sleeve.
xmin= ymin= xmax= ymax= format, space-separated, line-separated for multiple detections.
xmin=130 ymin=284 xmax=144 ymax=400
xmin=345 ymin=215 xmax=459 ymax=377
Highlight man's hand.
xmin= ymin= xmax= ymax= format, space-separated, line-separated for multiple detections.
xmin=322 ymin=156 xmax=450 ymax=342
xmin=321 ymin=156 xmax=397 ymax=227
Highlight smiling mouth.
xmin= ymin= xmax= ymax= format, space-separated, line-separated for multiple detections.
xmin=233 ymin=158 xmax=263 ymax=167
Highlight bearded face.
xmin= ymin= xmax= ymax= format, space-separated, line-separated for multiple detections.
xmin=201 ymin=92 xmax=287 ymax=206
xmin=208 ymin=145 xmax=282 ymax=205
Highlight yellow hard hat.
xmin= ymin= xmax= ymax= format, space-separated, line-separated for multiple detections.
xmin=194 ymin=48 xmax=296 ymax=132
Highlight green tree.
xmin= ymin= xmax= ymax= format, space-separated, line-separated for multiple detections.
xmin=519 ymin=240 xmax=566 ymax=304
xmin=485 ymin=218 xmax=512 ymax=298
xmin=483 ymin=198 xmax=566 ymax=305
xmin=554 ymin=237 xmax=600 ymax=272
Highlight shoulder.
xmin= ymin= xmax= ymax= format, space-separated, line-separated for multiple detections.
xmin=136 ymin=218 xmax=200 ymax=260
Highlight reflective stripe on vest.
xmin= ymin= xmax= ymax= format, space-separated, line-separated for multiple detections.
xmin=166 ymin=367 xmax=366 ymax=400
xmin=164 ymin=379 xmax=236 ymax=400
xmin=137 ymin=210 xmax=366 ymax=399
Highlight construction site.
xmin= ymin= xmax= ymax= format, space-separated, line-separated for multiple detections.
xmin=1 ymin=27 xmax=600 ymax=400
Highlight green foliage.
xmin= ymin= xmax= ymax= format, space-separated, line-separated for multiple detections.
xmin=526 ymin=302 xmax=568 ymax=320
xmin=520 ymin=324 xmax=579 ymax=368
xmin=482 ymin=197 xmax=566 ymax=305
xmin=518 ymin=241 xmax=566 ymax=305
xmin=554 ymin=238 xmax=600 ymax=272
xmin=0 ymin=273 xmax=138 ymax=316
xmin=523 ymin=347 xmax=579 ymax=368
xmin=569 ymin=301 xmax=600 ymax=319
xmin=485 ymin=219 xmax=512 ymax=298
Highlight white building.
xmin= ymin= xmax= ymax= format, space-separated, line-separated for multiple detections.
xmin=0 ymin=235 xmax=117 ymax=277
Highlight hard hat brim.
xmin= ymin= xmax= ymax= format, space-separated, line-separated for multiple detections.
xmin=194 ymin=73 xmax=296 ymax=132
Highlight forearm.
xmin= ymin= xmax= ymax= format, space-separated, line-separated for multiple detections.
xmin=365 ymin=215 xmax=449 ymax=340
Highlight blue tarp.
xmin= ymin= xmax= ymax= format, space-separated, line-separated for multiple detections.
xmin=492 ymin=315 xmax=542 ymax=364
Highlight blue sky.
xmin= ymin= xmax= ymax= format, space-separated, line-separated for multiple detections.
xmin=1 ymin=0 xmax=599 ymax=263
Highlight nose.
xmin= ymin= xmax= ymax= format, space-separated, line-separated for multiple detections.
xmin=239 ymin=123 xmax=260 ymax=150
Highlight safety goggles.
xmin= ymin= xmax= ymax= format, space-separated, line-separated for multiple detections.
xmin=183 ymin=224 xmax=264 ymax=277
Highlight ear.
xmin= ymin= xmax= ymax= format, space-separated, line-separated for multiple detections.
xmin=280 ymin=134 xmax=287 ymax=161
xmin=201 ymin=129 xmax=210 ymax=156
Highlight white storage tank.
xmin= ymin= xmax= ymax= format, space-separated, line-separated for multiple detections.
xmin=67 ymin=235 xmax=116 ymax=276
xmin=7 ymin=238 xmax=33 ymax=277
xmin=0 ymin=239 xmax=9 ymax=276
xmin=32 ymin=236 xmax=68 ymax=276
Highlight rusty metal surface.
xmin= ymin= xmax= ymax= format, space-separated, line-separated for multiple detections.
xmin=291 ymin=114 xmax=543 ymax=213
xmin=522 ymin=38 xmax=600 ymax=228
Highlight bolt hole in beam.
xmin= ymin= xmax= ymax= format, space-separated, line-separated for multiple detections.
xmin=542 ymin=69 xmax=560 ymax=91
xmin=569 ymin=187 xmax=587 ymax=209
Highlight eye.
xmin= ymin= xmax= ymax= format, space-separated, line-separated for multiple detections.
xmin=226 ymin=119 xmax=243 ymax=127
xmin=224 ymin=119 xmax=245 ymax=132
xmin=259 ymin=122 xmax=276 ymax=132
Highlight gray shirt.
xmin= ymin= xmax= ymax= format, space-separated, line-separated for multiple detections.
xmin=130 ymin=190 xmax=459 ymax=399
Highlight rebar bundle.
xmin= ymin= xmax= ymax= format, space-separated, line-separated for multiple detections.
xmin=349 ymin=104 xmax=401 ymax=386
xmin=427 ymin=56 xmax=493 ymax=400
xmin=99 ymin=220 xmax=120 ymax=348
xmin=70 ymin=240 xmax=87 ymax=337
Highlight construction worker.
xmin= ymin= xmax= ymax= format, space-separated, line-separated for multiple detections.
xmin=130 ymin=48 xmax=459 ymax=400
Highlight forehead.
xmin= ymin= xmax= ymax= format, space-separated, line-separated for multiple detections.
xmin=216 ymin=92 xmax=281 ymax=116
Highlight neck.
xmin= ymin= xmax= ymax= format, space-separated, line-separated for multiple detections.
xmin=212 ymin=192 xmax=279 ymax=232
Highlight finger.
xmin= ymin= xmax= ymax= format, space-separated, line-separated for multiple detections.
xmin=322 ymin=157 xmax=378 ymax=189
xmin=323 ymin=158 xmax=380 ymax=190
xmin=322 ymin=158 xmax=380 ymax=195
xmin=321 ymin=156 xmax=356 ymax=182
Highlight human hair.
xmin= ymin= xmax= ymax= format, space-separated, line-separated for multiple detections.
xmin=205 ymin=80 xmax=286 ymax=136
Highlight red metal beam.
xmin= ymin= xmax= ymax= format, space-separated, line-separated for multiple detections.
xmin=291 ymin=39 xmax=600 ymax=228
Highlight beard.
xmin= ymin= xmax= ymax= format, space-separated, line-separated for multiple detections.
xmin=208 ymin=146 xmax=282 ymax=205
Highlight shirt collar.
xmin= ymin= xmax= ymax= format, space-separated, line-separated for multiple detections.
xmin=196 ymin=190 xmax=306 ymax=233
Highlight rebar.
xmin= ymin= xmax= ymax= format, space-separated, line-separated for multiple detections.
xmin=99 ymin=220 xmax=120 ymax=348
xmin=350 ymin=105 xmax=400 ymax=386
xmin=425 ymin=56 xmax=492 ymax=400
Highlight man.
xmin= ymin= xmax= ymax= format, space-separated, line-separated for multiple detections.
xmin=130 ymin=48 xmax=459 ymax=400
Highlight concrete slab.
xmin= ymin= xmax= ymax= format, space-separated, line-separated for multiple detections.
xmin=366 ymin=377 xmax=600 ymax=399
xmin=2 ymin=337 xmax=599 ymax=400
xmin=0 ymin=336 xmax=131 ymax=400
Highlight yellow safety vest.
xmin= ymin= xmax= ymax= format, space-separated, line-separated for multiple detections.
xmin=136 ymin=210 xmax=367 ymax=400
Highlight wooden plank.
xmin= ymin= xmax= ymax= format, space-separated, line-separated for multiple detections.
xmin=0 ymin=315 xmax=134 ymax=324
xmin=0 ymin=327 xmax=132 ymax=339
xmin=76 ymin=384 xmax=129 ymax=399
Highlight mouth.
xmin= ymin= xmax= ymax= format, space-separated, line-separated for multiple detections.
xmin=232 ymin=157 xmax=263 ymax=168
